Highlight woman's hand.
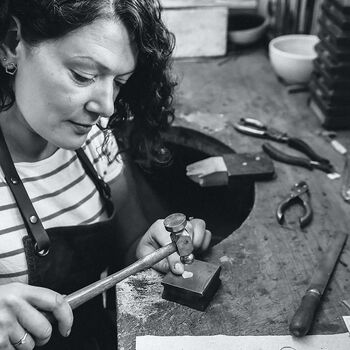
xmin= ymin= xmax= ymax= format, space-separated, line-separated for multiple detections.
xmin=136 ymin=218 xmax=211 ymax=275
xmin=0 ymin=283 xmax=73 ymax=349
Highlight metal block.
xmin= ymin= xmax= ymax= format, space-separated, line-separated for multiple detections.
xmin=162 ymin=259 xmax=221 ymax=311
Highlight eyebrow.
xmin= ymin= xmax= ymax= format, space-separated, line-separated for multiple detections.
xmin=73 ymin=55 xmax=135 ymax=78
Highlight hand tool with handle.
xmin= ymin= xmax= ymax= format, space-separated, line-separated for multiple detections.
xmin=289 ymin=231 xmax=348 ymax=337
xmin=234 ymin=117 xmax=332 ymax=166
xmin=46 ymin=213 xmax=193 ymax=319
xmin=263 ymin=142 xmax=335 ymax=174
xmin=276 ymin=181 xmax=312 ymax=228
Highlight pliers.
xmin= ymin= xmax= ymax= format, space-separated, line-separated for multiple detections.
xmin=276 ymin=181 xmax=312 ymax=228
xmin=233 ymin=118 xmax=335 ymax=174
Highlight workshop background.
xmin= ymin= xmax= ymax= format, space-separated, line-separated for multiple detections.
xmin=117 ymin=1 xmax=350 ymax=349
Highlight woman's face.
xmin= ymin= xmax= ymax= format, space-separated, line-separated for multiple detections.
xmin=12 ymin=18 xmax=137 ymax=150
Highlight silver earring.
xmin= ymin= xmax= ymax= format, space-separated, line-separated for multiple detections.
xmin=2 ymin=57 xmax=7 ymax=61
xmin=5 ymin=62 xmax=17 ymax=76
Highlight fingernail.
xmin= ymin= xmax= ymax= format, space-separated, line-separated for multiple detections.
xmin=66 ymin=329 xmax=71 ymax=337
xmin=174 ymin=263 xmax=184 ymax=273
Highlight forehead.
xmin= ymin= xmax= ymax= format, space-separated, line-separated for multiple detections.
xmin=38 ymin=18 xmax=138 ymax=74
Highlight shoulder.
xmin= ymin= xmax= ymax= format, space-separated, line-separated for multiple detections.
xmin=82 ymin=126 xmax=124 ymax=183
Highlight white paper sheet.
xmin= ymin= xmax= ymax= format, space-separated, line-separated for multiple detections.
xmin=136 ymin=333 xmax=350 ymax=350
xmin=343 ymin=316 xmax=350 ymax=333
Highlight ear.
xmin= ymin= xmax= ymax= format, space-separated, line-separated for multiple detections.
xmin=0 ymin=16 xmax=22 ymax=68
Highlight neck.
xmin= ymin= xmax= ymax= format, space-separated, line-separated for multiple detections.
xmin=0 ymin=106 xmax=57 ymax=163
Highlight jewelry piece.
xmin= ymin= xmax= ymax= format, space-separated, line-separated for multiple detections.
xmin=5 ymin=62 xmax=17 ymax=75
xmin=12 ymin=332 xmax=28 ymax=346
xmin=2 ymin=57 xmax=7 ymax=61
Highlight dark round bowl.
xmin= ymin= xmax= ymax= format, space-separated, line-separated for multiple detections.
xmin=228 ymin=13 xmax=267 ymax=45
xmin=228 ymin=13 xmax=266 ymax=31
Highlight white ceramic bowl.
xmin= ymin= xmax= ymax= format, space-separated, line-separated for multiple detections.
xmin=268 ymin=34 xmax=319 ymax=84
xmin=228 ymin=13 xmax=268 ymax=46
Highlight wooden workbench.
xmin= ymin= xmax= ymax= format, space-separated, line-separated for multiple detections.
xmin=116 ymin=47 xmax=350 ymax=349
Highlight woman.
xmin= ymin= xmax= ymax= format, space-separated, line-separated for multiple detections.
xmin=0 ymin=1 xmax=211 ymax=349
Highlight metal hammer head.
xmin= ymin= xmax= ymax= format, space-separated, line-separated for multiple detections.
xmin=164 ymin=213 xmax=194 ymax=264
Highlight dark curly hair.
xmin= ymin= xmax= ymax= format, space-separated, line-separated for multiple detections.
xmin=0 ymin=0 xmax=176 ymax=166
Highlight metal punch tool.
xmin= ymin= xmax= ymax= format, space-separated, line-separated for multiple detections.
xmin=276 ymin=181 xmax=313 ymax=228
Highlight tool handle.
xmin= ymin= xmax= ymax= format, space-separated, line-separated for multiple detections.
xmin=287 ymin=138 xmax=330 ymax=165
xmin=298 ymin=198 xmax=313 ymax=228
xmin=262 ymin=143 xmax=313 ymax=170
xmin=289 ymin=290 xmax=321 ymax=337
xmin=233 ymin=124 xmax=266 ymax=137
xmin=66 ymin=242 xmax=177 ymax=309
xmin=240 ymin=118 xmax=266 ymax=130
xmin=44 ymin=242 xmax=177 ymax=323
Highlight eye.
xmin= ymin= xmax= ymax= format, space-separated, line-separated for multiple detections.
xmin=70 ymin=70 xmax=95 ymax=85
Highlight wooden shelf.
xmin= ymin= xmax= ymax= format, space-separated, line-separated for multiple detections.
xmin=160 ymin=0 xmax=257 ymax=9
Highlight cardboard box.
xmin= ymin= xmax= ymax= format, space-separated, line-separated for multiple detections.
xmin=161 ymin=0 xmax=230 ymax=58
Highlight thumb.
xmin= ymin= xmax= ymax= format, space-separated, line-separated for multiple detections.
xmin=167 ymin=252 xmax=185 ymax=275
xmin=151 ymin=258 xmax=170 ymax=274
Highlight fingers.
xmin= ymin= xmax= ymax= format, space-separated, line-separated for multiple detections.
xmin=190 ymin=218 xmax=211 ymax=250
xmin=11 ymin=299 xmax=52 ymax=346
xmin=9 ymin=326 xmax=35 ymax=350
xmin=166 ymin=252 xmax=185 ymax=275
xmin=201 ymin=229 xmax=212 ymax=252
xmin=166 ymin=219 xmax=211 ymax=275
xmin=23 ymin=287 xmax=73 ymax=338
xmin=138 ymin=218 xmax=212 ymax=275
xmin=190 ymin=219 xmax=206 ymax=248
xmin=152 ymin=253 xmax=184 ymax=275
xmin=0 ymin=283 xmax=73 ymax=350
xmin=151 ymin=258 xmax=170 ymax=274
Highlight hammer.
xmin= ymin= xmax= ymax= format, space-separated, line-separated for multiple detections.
xmin=65 ymin=213 xmax=192 ymax=310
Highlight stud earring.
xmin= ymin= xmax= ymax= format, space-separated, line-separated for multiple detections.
xmin=2 ymin=57 xmax=7 ymax=61
xmin=5 ymin=62 xmax=17 ymax=76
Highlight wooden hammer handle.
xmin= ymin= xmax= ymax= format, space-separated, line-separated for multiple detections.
xmin=66 ymin=242 xmax=177 ymax=309
xmin=44 ymin=242 xmax=177 ymax=323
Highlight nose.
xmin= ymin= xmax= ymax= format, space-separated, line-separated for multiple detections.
xmin=85 ymin=79 xmax=118 ymax=118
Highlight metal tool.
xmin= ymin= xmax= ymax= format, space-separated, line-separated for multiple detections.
xmin=162 ymin=259 xmax=221 ymax=311
xmin=233 ymin=118 xmax=335 ymax=174
xmin=276 ymin=181 xmax=312 ymax=228
xmin=289 ymin=231 xmax=348 ymax=337
xmin=162 ymin=214 xmax=221 ymax=311
xmin=45 ymin=213 xmax=194 ymax=315
xmin=263 ymin=143 xmax=335 ymax=173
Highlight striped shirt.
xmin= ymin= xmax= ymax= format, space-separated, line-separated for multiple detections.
xmin=0 ymin=126 xmax=123 ymax=284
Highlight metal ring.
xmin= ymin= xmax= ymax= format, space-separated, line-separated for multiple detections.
xmin=12 ymin=332 xmax=28 ymax=347
xmin=34 ymin=243 xmax=49 ymax=256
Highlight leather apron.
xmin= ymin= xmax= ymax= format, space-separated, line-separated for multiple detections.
xmin=0 ymin=128 xmax=124 ymax=349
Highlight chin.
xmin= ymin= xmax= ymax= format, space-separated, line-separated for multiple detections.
xmin=55 ymin=133 xmax=88 ymax=151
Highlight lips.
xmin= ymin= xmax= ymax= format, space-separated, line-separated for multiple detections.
xmin=70 ymin=120 xmax=94 ymax=128
xmin=69 ymin=120 xmax=94 ymax=135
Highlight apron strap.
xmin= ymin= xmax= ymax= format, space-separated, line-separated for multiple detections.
xmin=0 ymin=127 xmax=114 ymax=256
xmin=0 ymin=127 xmax=50 ymax=255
